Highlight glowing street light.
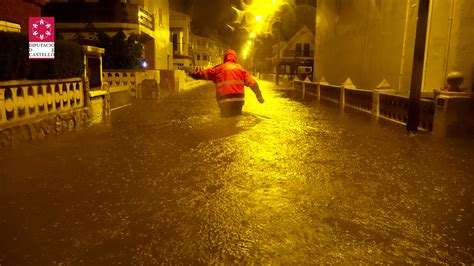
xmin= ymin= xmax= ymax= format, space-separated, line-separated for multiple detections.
xmin=140 ymin=59 xmax=149 ymax=69
xmin=232 ymin=0 xmax=288 ymax=38
xmin=247 ymin=40 xmax=252 ymax=45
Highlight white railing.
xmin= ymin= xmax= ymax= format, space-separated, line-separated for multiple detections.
xmin=103 ymin=71 xmax=138 ymax=110
xmin=103 ymin=71 xmax=137 ymax=88
xmin=293 ymin=79 xmax=435 ymax=131
xmin=0 ymin=78 xmax=83 ymax=126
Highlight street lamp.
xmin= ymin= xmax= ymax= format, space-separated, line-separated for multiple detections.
xmin=140 ymin=59 xmax=149 ymax=69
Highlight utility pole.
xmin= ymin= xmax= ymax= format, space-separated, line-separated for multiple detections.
xmin=406 ymin=0 xmax=430 ymax=132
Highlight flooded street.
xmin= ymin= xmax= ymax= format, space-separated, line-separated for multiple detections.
xmin=0 ymin=80 xmax=473 ymax=264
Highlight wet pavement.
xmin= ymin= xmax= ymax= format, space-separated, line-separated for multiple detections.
xmin=0 ymin=80 xmax=473 ymax=264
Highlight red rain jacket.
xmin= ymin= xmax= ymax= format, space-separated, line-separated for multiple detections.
xmin=196 ymin=50 xmax=256 ymax=103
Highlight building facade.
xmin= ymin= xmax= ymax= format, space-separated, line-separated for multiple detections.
xmin=315 ymin=0 xmax=474 ymax=94
xmin=191 ymin=34 xmax=226 ymax=69
xmin=44 ymin=0 xmax=173 ymax=70
xmin=170 ymin=10 xmax=192 ymax=69
xmin=270 ymin=26 xmax=315 ymax=80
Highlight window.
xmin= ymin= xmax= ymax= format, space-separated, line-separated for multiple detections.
xmin=203 ymin=54 xmax=208 ymax=61
xmin=172 ymin=34 xmax=178 ymax=51
xmin=197 ymin=54 xmax=201 ymax=60
xmin=303 ymin=43 xmax=310 ymax=56
xmin=295 ymin=43 xmax=302 ymax=56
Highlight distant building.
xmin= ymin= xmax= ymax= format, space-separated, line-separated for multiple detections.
xmin=191 ymin=34 xmax=226 ymax=70
xmin=43 ymin=0 xmax=173 ymax=70
xmin=0 ymin=0 xmax=46 ymax=33
xmin=208 ymin=37 xmax=226 ymax=66
xmin=169 ymin=10 xmax=192 ymax=69
xmin=270 ymin=26 xmax=315 ymax=79
xmin=315 ymin=0 xmax=474 ymax=94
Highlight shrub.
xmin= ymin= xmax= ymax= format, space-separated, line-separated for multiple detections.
xmin=0 ymin=31 xmax=84 ymax=81
xmin=0 ymin=32 xmax=29 ymax=81
xmin=74 ymin=24 xmax=148 ymax=70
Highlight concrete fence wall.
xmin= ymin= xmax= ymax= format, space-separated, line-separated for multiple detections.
xmin=294 ymin=80 xmax=438 ymax=132
xmin=103 ymin=70 xmax=138 ymax=110
xmin=0 ymin=78 xmax=85 ymax=126
xmin=103 ymin=69 xmax=187 ymax=107
xmin=0 ymin=77 xmax=90 ymax=148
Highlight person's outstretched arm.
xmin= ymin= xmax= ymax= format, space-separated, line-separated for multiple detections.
xmin=250 ymin=82 xmax=264 ymax=103
xmin=190 ymin=72 xmax=201 ymax=80
xmin=190 ymin=66 xmax=221 ymax=81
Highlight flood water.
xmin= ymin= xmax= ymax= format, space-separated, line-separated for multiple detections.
xmin=0 ymin=81 xmax=473 ymax=264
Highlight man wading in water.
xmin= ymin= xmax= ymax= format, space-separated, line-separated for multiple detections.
xmin=190 ymin=49 xmax=265 ymax=117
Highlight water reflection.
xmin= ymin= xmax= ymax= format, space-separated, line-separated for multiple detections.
xmin=0 ymin=81 xmax=472 ymax=264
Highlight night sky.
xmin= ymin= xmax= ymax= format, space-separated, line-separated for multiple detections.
xmin=170 ymin=0 xmax=242 ymax=47
xmin=170 ymin=0 xmax=316 ymax=53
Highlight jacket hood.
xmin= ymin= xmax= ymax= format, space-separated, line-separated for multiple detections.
xmin=224 ymin=49 xmax=237 ymax=63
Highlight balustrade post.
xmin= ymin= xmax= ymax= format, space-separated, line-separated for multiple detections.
xmin=372 ymin=91 xmax=381 ymax=116
xmin=341 ymin=78 xmax=356 ymax=109
xmin=58 ymin=83 xmax=64 ymax=110
xmin=11 ymin=87 xmax=18 ymax=121
xmin=70 ymin=83 xmax=76 ymax=108
xmin=45 ymin=84 xmax=56 ymax=113
xmin=318 ymin=77 xmax=328 ymax=100
xmin=373 ymin=79 xmax=394 ymax=117
xmin=68 ymin=83 xmax=75 ymax=108
xmin=47 ymin=84 xmax=56 ymax=113
xmin=372 ymin=79 xmax=395 ymax=117
xmin=20 ymin=86 xmax=29 ymax=118
xmin=78 ymin=81 xmax=84 ymax=107
xmin=37 ymin=84 xmax=46 ymax=114
xmin=65 ymin=83 xmax=72 ymax=110
xmin=73 ymin=82 xmax=82 ymax=107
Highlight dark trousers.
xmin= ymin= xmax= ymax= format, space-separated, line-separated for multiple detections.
xmin=218 ymin=101 xmax=244 ymax=117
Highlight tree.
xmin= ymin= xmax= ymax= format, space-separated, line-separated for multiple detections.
xmin=80 ymin=23 xmax=148 ymax=70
